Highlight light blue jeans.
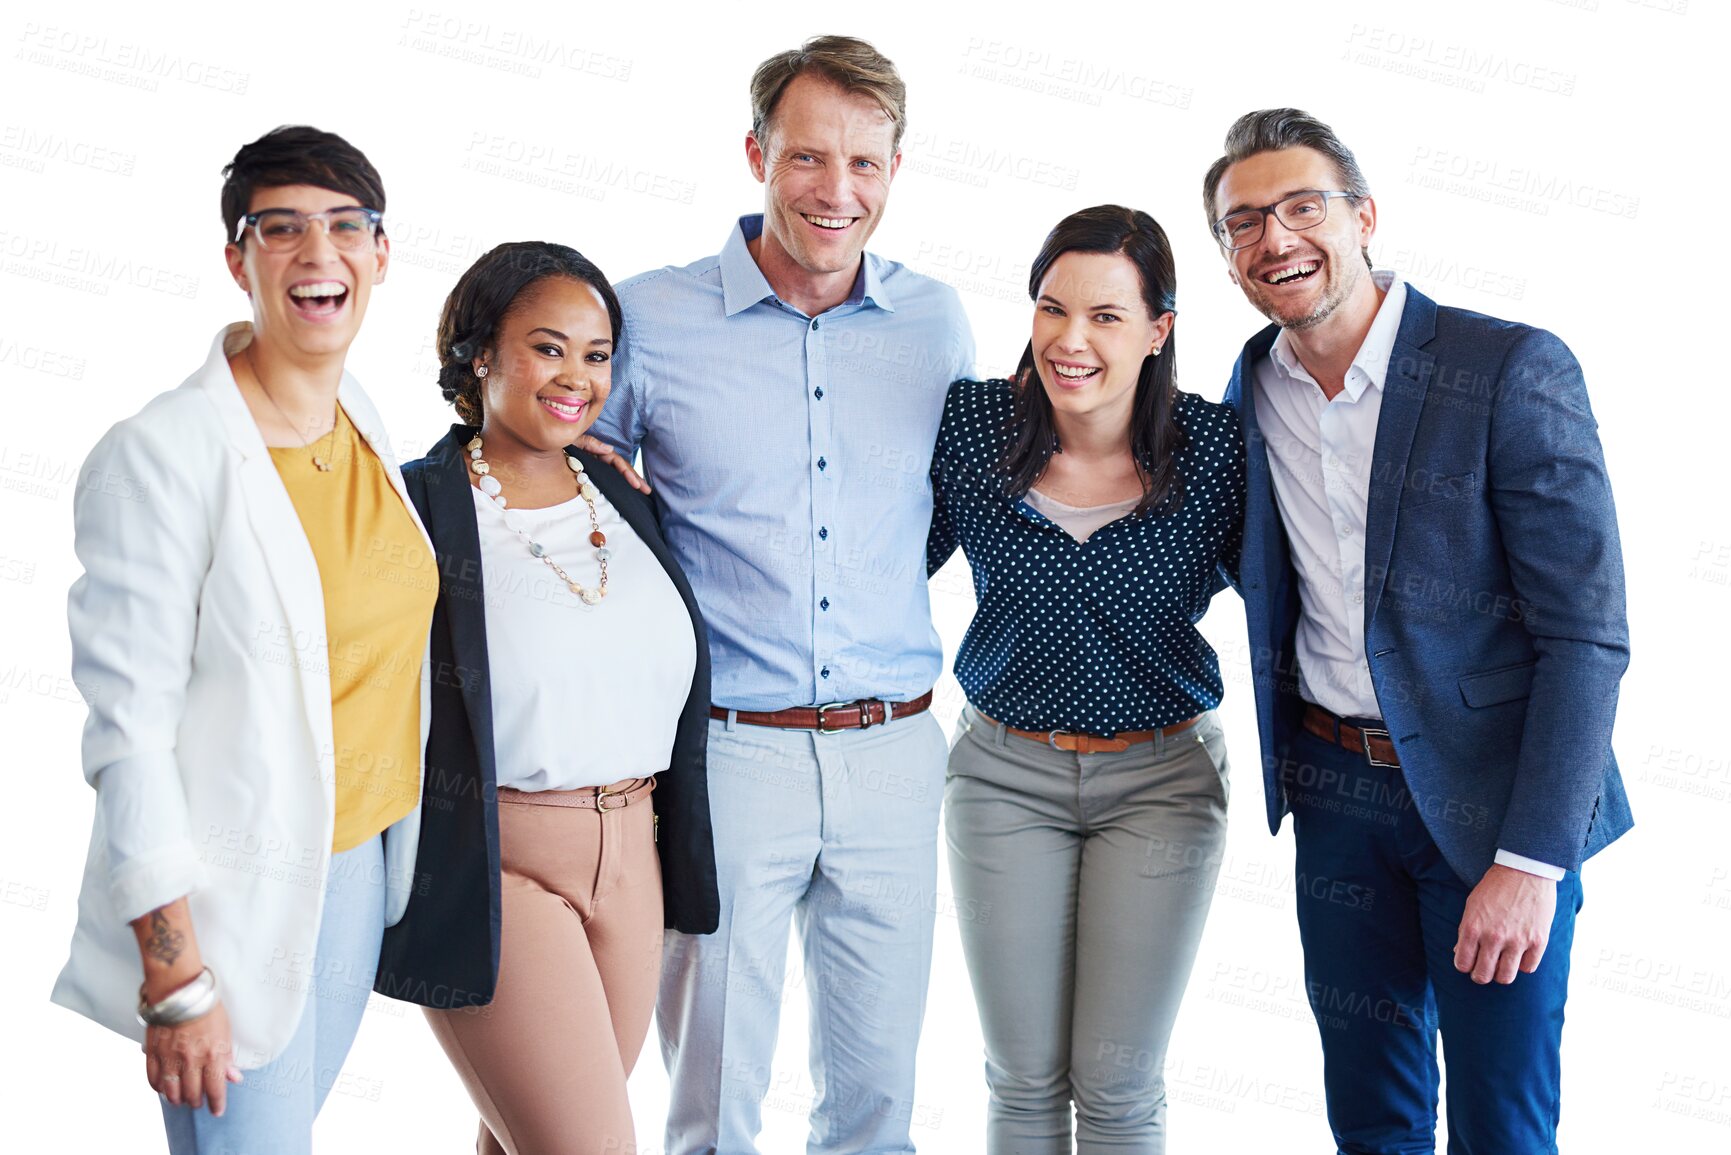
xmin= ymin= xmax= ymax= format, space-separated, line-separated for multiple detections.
xmin=160 ymin=835 xmax=387 ymax=1155
xmin=659 ymin=711 xmax=948 ymax=1155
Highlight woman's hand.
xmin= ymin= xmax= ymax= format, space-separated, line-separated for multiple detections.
xmin=146 ymin=1000 xmax=243 ymax=1114
xmin=574 ymin=435 xmax=651 ymax=494
xmin=130 ymin=897 xmax=241 ymax=1114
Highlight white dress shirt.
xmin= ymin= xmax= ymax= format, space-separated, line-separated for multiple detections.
xmin=1254 ymin=273 xmax=1563 ymax=881
xmin=474 ymin=483 xmax=696 ymax=791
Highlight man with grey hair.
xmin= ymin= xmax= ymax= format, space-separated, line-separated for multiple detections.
xmin=589 ymin=35 xmax=974 ymax=1155
xmin=1209 ymin=108 xmax=1629 ymax=1153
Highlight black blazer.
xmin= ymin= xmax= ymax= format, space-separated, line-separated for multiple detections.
xmin=375 ymin=425 xmax=719 ymax=1010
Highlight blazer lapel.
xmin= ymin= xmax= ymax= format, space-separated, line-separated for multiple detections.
xmin=197 ymin=326 xmax=335 ymax=789
xmin=426 ymin=427 xmax=496 ymax=776
xmin=1231 ymin=324 xmax=1286 ymax=607
xmin=1363 ymin=288 xmax=1439 ymax=631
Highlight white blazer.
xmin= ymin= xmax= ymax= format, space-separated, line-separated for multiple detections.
xmin=51 ymin=323 xmax=433 ymax=1067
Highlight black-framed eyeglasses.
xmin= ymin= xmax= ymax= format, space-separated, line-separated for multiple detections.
xmin=1211 ymin=190 xmax=1360 ymax=252
xmin=233 ymin=207 xmax=383 ymax=253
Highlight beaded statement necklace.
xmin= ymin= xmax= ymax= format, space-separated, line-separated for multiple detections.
xmin=468 ymin=434 xmax=609 ymax=605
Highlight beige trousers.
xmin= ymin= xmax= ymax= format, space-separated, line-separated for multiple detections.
xmin=425 ymin=778 xmax=664 ymax=1155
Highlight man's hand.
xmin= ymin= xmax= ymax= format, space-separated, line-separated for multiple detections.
xmin=1454 ymin=863 xmax=1558 ymax=985
xmin=575 ymin=436 xmax=651 ymax=494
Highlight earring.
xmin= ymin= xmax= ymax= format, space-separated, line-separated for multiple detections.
xmin=1151 ymin=346 xmax=1163 ymax=356
xmin=475 ymin=365 xmax=489 ymax=379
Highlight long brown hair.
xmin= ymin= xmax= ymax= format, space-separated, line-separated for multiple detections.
xmin=1003 ymin=205 xmax=1185 ymax=516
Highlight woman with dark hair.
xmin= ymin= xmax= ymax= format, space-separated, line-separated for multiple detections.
xmin=376 ymin=241 xmax=718 ymax=1155
xmin=52 ymin=125 xmax=437 ymax=1152
xmin=929 ymin=205 xmax=1245 ymax=1153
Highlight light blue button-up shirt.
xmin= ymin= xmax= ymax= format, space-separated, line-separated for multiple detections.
xmin=590 ymin=215 xmax=976 ymax=711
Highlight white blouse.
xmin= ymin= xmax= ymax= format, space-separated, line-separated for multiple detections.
xmin=472 ymin=480 xmax=696 ymax=791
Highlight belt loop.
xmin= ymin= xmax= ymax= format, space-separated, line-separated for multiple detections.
xmin=993 ymin=715 xmax=1009 ymax=748
xmin=885 ymin=700 xmax=895 ymax=724
xmin=725 ymin=708 xmax=738 ymax=733
xmin=1152 ymin=726 xmax=1166 ymax=759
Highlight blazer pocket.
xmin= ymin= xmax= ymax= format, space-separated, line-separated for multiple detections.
xmin=1403 ymin=469 xmax=1478 ymax=508
xmin=1458 ymin=660 xmax=1537 ymax=708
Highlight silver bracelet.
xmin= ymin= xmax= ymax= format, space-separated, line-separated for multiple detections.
xmin=137 ymin=966 xmax=219 ymax=1027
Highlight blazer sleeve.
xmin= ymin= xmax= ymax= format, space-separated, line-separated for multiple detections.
xmin=640 ymin=492 xmax=720 ymax=935
xmin=67 ymin=420 xmax=215 ymax=923
xmin=1485 ymin=328 xmax=1629 ymax=870
xmin=658 ymin=656 xmax=720 ymax=934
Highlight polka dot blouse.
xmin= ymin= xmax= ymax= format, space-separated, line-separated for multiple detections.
xmin=929 ymin=378 xmax=1247 ymax=734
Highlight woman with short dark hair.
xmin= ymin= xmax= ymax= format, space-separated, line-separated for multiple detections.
xmin=930 ymin=205 xmax=1245 ymax=1153
xmin=53 ymin=125 xmax=437 ymax=1153
xmin=377 ymin=241 xmax=719 ymax=1155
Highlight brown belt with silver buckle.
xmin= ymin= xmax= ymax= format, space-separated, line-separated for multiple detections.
xmin=979 ymin=710 xmax=1201 ymax=755
xmin=1302 ymin=704 xmax=1401 ymax=768
xmin=710 ymin=690 xmax=935 ymax=733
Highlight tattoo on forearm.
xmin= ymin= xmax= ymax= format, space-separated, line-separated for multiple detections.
xmin=144 ymin=910 xmax=186 ymax=967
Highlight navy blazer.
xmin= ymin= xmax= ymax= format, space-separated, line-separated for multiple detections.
xmin=1224 ymin=285 xmax=1632 ymax=883
xmin=375 ymin=425 xmax=720 ymax=1009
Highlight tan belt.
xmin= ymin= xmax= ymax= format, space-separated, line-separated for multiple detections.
xmin=710 ymin=690 xmax=934 ymax=733
xmin=979 ymin=710 xmax=1201 ymax=754
xmin=1302 ymin=704 xmax=1401 ymax=768
xmin=497 ymin=776 xmax=655 ymax=812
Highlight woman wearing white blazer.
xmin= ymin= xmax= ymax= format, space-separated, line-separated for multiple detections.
xmin=51 ymin=126 xmax=437 ymax=1154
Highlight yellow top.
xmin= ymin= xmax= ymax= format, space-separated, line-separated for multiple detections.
xmin=270 ymin=407 xmax=436 ymax=852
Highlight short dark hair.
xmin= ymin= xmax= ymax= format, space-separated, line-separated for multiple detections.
xmin=1004 ymin=205 xmax=1186 ymax=517
xmin=436 ymin=242 xmax=624 ymax=427
xmin=1201 ymin=108 xmax=1373 ymax=269
xmin=221 ymin=125 xmax=387 ymax=245
xmin=750 ymin=35 xmax=908 ymax=151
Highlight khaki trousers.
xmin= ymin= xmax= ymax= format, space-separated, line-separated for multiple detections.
xmin=426 ymin=778 xmax=663 ymax=1155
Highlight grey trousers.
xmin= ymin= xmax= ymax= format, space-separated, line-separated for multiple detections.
xmin=945 ymin=707 xmax=1230 ymax=1154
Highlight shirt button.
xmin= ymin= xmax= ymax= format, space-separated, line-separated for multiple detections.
xmin=820 ymin=597 xmax=830 ymax=611
xmin=817 ymin=457 xmax=827 ymax=471
xmin=820 ymin=666 xmax=830 ymax=679
xmin=814 ymin=387 xmax=824 ymax=400
xmin=812 ymin=319 xmax=821 ymax=330
xmin=818 ymin=526 xmax=828 ymax=540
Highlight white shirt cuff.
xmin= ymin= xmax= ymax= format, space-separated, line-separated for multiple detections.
xmin=1494 ymin=849 xmax=1566 ymax=881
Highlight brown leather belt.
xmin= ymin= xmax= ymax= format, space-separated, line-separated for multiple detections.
xmin=497 ymin=776 xmax=655 ymax=811
xmin=1303 ymin=704 xmax=1401 ymax=768
xmin=980 ymin=710 xmax=1201 ymax=755
xmin=710 ymin=690 xmax=934 ymax=733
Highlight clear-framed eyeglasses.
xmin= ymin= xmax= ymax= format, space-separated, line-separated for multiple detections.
xmin=233 ymin=207 xmax=384 ymax=253
xmin=1211 ymin=190 xmax=1360 ymax=252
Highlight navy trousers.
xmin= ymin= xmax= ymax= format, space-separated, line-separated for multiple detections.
xmin=1285 ymin=723 xmax=1583 ymax=1155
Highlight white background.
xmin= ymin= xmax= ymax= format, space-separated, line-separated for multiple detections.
xmin=3 ymin=0 xmax=1726 ymax=1151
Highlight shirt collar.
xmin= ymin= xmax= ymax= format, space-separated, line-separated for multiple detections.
xmin=1269 ymin=269 xmax=1406 ymax=401
xmin=718 ymin=213 xmax=895 ymax=317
